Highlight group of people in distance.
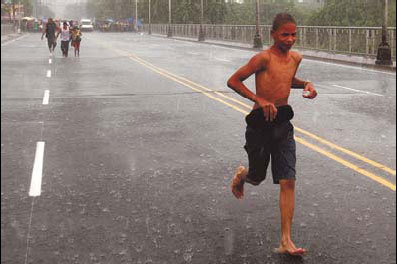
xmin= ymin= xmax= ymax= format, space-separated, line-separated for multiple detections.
xmin=41 ymin=18 xmax=82 ymax=57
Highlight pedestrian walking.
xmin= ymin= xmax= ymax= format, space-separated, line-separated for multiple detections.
xmin=70 ymin=26 xmax=82 ymax=57
xmin=227 ymin=13 xmax=317 ymax=256
xmin=60 ymin=22 xmax=71 ymax=57
xmin=41 ymin=18 xmax=59 ymax=56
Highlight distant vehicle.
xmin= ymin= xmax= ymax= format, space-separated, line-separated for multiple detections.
xmin=80 ymin=19 xmax=94 ymax=32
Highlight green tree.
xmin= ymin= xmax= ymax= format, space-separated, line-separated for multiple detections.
xmin=309 ymin=0 xmax=396 ymax=27
xmin=174 ymin=0 xmax=196 ymax=24
xmin=223 ymin=0 xmax=302 ymax=25
xmin=85 ymin=0 xmax=396 ymax=27
xmin=86 ymin=0 xmax=228 ymax=24
xmin=1 ymin=0 xmax=33 ymax=20
xmin=20 ymin=0 xmax=33 ymax=17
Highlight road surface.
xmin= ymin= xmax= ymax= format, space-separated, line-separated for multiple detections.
xmin=1 ymin=32 xmax=396 ymax=264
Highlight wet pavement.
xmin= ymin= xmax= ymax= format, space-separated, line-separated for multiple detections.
xmin=1 ymin=32 xmax=396 ymax=264
xmin=1 ymin=33 xmax=24 ymax=45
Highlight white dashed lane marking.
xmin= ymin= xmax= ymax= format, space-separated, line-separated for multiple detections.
xmin=332 ymin=84 xmax=384 ymax=97
xmin=42 ymin=90 xmax=50 ymax=105
xmin=214 ymin=57 xmax=232 ymax=63
xmin=29 ymin=141 xmax=45 ymax=197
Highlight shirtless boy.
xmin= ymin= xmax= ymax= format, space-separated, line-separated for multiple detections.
xmin=227 ymin=13 xmax=317 ymax=256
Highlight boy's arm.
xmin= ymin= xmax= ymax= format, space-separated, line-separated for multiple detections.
xmin=291 ymin=53 xmax=306 ymax=88
xmin=55 ymin=26 xmax=61 ymax=39
xmin=291 ymin=77 xmax=308 ymax=89
xmin=291 ymin=53 xmax=317 ymax=99
xmin=41 ymin=25 xmax=46 ymax=39
xmin=227 ymin=53 xmax=266 ymax=104
xmin=227 ymin=52 xmax=278 ymax=121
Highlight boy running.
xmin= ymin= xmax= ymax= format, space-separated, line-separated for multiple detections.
xmin=41 ymin=18 xmax=59 ymax=55
xmin=227 ymin=13 xmax=317 ymax=256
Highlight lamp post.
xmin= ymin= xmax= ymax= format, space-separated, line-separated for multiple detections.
xmin=136 ymin=0 xmax=138 ymax=32
xmin=148 ymin=0 xmax=151 ymax=35
xmin=198 ymin=0 xmax=205 ymax=41
xmin=167 ymin=0 xmax=172 ymax=37
xmin=375 ymin=0 xmax=392 ymax=65
xmin=17 ymin=0 xmax=21 ymax=34
xmin=253 ymin=0 xmax=263 ymax=49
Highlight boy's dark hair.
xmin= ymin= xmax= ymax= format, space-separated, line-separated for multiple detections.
xmin=272 ymin=13 xmax=296 ymax=32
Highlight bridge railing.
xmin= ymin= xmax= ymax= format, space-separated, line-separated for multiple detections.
xmin=1 ymin=23 xmax=17 ymax=35
xmin=143 ymin=24 xmax=396 ymax=59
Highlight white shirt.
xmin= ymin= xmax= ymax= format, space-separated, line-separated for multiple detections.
xmin=60 ymin=27 xmax=70 ymax=41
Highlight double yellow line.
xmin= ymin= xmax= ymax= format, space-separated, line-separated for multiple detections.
xmin=106 ymin=42 xmax=396 ymax=191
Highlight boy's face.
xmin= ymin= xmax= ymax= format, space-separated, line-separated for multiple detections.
xmin=271 ymin=23 xmax=297 ymax=51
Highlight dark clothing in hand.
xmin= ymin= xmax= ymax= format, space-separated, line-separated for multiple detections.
xmin=244 ymin=105 xmax=296 ymax=185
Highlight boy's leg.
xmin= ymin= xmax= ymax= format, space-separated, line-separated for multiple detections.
xmin=272 ymin=123 xmax=305 ymax=255
xmin=47 ymin=39 xmax=52 ymax=53
xmin=231 ymin=126 xmax=269 ymax=199
xmin=276 ymin=179 xmax=306 ymax=256
xmin=64 ymin=42 xmax=67 ymax=57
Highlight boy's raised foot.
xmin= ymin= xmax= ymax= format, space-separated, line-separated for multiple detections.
xmin=231 ymin=166 xmax=248 ymax=199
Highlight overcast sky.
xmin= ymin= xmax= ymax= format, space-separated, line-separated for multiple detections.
xmin=44 ymin=0 xmax=87 ymax=17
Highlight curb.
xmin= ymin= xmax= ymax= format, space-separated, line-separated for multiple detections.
xmin=1 ymin=33 xmax=24 ymax=45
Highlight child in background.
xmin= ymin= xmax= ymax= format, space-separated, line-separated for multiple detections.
xmin=60 ymin=21 xmax=71 ymax=57
xmin=71 ymin=26 xmax=82 ymax=57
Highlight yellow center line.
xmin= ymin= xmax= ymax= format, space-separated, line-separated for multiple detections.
xmin=101 ymin=43 xmax=395 ymax=192
xmin=295 ymin=137 xmax=396 ymax=191
xmin=293 ymin=127 xmax=396 ymax=176
xmin=130 ymin=54 xmax=253 ymax=109
xmin=129 ymin=55 xmax=249 ymax=115
xmin=129 ymin=53 xmax=396 ymax=177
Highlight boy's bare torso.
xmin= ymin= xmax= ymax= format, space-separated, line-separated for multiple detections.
xmin=253 ymin=49 xmax=301 ymax=109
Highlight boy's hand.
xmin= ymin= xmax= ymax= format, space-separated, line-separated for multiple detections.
xmin=303 ymin=83 xmax=317 ymax=99
xmin=257 ymin=98 xmax=278 ymax=122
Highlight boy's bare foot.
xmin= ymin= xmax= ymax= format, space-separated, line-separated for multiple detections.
xmin=274 ymin=240 xmax=307 ymax=256
xmin=231 ymin=166 xmax=248 ymax=199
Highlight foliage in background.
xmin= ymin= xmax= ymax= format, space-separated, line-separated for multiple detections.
xmin=1 ymin=0 xmax=33 ymax=18
xmin=21 ymin=0 xmax=33 ymax=16
xmin=84 ymin=0 xmax=396 ymax=27
xmin=310 ymin=0 xmax=396 ymax=27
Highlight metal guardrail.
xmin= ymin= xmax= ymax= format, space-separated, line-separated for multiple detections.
xmin=1 ymin=23 xmax=17 ymax=35
xmin=143 ymin=24 xmax=396 ymax=59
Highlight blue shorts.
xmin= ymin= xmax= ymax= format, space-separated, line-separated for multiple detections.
xmin=244 ymin=106 xmax=296 ymax=184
